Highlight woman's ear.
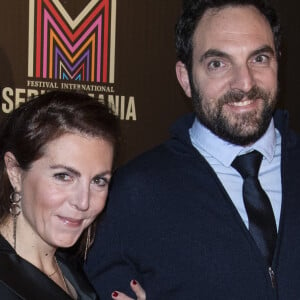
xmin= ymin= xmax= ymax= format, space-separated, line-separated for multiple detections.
xmin=4 ymin=152 xmax=22 ymax=191
xmin=175 ymin=61 xmax=192 ymax=98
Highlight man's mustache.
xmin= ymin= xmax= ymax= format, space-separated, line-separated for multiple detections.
xmin=221 ymin=86 xmax=270 ymax=104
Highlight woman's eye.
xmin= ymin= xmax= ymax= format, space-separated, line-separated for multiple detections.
xmin=92 ymin=176 xmax=109 ymax=187
xmin=54 ymin=173 xmax=71 ymax=181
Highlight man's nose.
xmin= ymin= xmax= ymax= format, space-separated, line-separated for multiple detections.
xmin=230 ymin=64 xmax=255 ymax=93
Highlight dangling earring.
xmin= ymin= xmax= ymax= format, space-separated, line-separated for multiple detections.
xmin=9 ymin=191 xmax=22 ymax=250
xmin=84 ymin=226 xmax=92 ymax=261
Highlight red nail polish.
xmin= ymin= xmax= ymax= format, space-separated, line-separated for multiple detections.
xmin=112 ymin=291 xmax=119 ymax=297
xmin=132 ymin=279 xmax=137 ymax=285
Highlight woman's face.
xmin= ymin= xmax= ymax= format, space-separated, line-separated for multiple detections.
xmin=7 ymin=132 xmax=114 ymax=249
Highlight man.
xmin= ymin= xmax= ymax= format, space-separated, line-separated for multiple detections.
xmin=85 ymin=0 xmax=300 ymax=299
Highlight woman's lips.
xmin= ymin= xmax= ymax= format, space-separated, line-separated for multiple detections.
xmin=58 ymin=216 xmax=84 ymax=227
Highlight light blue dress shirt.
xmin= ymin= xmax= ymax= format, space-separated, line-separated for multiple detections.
xmin=189 ymin=118 xmax=282 ymax=230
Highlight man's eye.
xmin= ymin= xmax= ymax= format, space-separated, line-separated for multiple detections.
xmin=54 ymin=173 xmax=71 ymax=181
xmin=208 ymin=60 xmax=225 ymax=70
xmin=254 ymin=55 xmax=269 ymax=63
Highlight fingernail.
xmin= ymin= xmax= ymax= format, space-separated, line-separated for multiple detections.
xmin=112 ymin=291 xmax=119 ymax=297
xmin=132 ymin=279 xmax=137 ymax=285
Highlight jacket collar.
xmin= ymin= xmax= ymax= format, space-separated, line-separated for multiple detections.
xmin=0 ymin=235 xmax=97 ymax=299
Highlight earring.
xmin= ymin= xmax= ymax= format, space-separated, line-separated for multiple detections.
xmin=9 ymin=191 xmax=22 ymax=250
xmin=84 ymin=226 xmax=92 ymax=261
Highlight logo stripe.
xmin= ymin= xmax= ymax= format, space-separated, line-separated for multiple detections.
xmin=28 ymin=0 xmax=115 ymax=83
xmin=109 ymin=0 xmax=117 ymax=83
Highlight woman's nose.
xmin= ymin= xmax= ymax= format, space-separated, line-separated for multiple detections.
xmin=70 ymin=185 xmax=90 ymax=211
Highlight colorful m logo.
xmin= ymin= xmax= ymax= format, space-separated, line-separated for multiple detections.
xmin=28 ymin=0 xmax=117 ymax=83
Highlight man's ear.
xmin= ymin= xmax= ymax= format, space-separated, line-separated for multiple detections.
xmin=4 ymin=152 xmax=22 ymax=191
xmin=175 ymin=61 xmax=192 ymax=98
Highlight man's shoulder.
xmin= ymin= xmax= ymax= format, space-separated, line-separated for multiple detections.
xmin=117 ymin=142 xmax=175 ymax=175
xmin=274 ymin=109 xmax=300 ymax=147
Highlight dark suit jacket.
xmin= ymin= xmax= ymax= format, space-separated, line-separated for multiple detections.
xmin=85 ymin=110 xmax=300 ymax=299
xmin=0 ymin=234 xmax=98 ymax=299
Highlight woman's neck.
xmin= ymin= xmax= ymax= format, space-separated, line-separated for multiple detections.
xmin=0 ymin=215 xmax=57 ymax=274
xmin=0 ymin=215 xmax=75 ymax=297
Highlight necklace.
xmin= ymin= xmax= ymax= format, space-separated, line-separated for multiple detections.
xmin=48 ymin=268 xmax=57 ymax=277
xmin=54 ymin=257 xmax=72 ymax=296
xmin=47 ymin=257 xmax=58 ymax=277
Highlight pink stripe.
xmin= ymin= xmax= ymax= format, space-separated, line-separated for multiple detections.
xmin=97 ymin=20 xmax=102 ymax=82
xmin=43 ymin=10 xmax=103 ymax=78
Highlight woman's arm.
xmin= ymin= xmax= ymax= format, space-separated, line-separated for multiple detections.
xmin=111 ymin=280 xmax=146 ymax=300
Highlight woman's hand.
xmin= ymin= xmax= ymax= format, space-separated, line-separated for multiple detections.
xmin=111 ymin=280 xmax=146 ymax=300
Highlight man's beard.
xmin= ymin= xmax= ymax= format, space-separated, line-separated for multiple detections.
xmin=191 ymin=82 xmax=277 ymax=146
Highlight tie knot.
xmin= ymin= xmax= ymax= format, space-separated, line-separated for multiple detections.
xmin=232 ymin=150 xmax=263 ymax=179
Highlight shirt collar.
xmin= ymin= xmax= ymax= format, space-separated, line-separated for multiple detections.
xmin=189 ymin=117 xmax=276 ymax=167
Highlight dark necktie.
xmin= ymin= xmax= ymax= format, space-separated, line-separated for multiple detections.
xmin=232 ymin=150 xmax=277 ymax=266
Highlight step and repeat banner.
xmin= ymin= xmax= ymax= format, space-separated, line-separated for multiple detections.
xmin=0 ymin=0 xmax=299 ymax=165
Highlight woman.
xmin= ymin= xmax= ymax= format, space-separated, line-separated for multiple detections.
xmin=0 ymin=91 xmax=145 ymax=299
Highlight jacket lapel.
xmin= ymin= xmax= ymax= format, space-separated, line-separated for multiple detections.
xmin=0 ymin=252 xmax=72 ymax=299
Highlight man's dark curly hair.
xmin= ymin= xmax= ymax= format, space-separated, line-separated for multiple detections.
xmin=175 ymin=0 xmax=281 ymax=72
